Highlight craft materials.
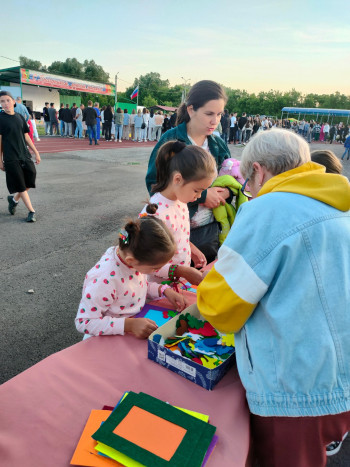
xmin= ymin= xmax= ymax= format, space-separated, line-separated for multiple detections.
xmin=162 ymin=313 xmax=235 ymax=369
xmin=92 ymin=391 xmax=216 ymax=467
xmin=70 ymin=410 xmax=120 ymax=467
xmin=134 ymin=303 xmax=179 ymax=327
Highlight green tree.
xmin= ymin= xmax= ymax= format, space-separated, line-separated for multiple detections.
xmin=125 ymin=72 xmax=171 ymax=106
xmin=19 ymin=56 xmax=46 ymax=71
xmin=143 ymin=96 xmax=157 ymax=108
xmin=48 ymin=58 xmax=84 ymax=79
xmin=83 ymin=59 xmax=110 ymax=83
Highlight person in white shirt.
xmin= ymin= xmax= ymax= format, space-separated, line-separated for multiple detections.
xmin=323 ymin=122 xmax=330 ymax=143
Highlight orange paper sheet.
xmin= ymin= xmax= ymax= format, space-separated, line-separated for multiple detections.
xmin=70 ymin=410 xmax=123 ymax=467
xmin=113 ymin=406 xmax=187 ymax=461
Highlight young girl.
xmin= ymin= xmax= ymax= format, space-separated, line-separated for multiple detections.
xmin=75 ymin=216 xmax=186 ymax=338
xmin=140 ymin=140 xmax=217 ymax=286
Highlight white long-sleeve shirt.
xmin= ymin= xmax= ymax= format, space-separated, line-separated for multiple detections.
xmin=75 ymin=247 xmax=161 ymax=336
xmin=140 ymin=193 xmax=191 ymax=281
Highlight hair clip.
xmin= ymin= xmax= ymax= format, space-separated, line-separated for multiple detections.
xmin=119 ymin=228 xmax=129 ymax=244
xmin=139 ymin=213 xmax=148 ymax=218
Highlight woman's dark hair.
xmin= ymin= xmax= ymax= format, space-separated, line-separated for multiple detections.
xmin=150 ymin=109 xmax=154 ymax=118
xmin=142 ymin=107 xmax=147 ymax=114
xmin=117 ymin=107 xmax=122 ymax=113
xmin=124 ymin=108 xmax=128 ymax=113
xmin=118 ymin=216 xmax=176 ymax=264
xmin=311 ymin=150 xmax=343 ymax=174
xmin=176 ymin=80 xmax=227 ymax=125
xmin=106 ymin=105 xmax=111 ymax=111
xmin=152 ymin=140 xmax=217 ymax=193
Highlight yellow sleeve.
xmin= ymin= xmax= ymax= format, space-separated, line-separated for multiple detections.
xmin=197 ymin=266 xmax=256 ymax=333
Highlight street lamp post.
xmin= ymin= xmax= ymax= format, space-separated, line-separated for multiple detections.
xmin=114 ymin=72 xmax=119 ymax=110
xmin=181 ymin=77 xmax=190 ymax=103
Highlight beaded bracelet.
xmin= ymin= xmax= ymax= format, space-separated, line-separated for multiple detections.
xmin=168 ymin=264 xmax=178 ymax=282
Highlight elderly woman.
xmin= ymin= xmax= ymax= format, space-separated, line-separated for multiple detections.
xmin=197 ymin=129 xmax=350 ymax=466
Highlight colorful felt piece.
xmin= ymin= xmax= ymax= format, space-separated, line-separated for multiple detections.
xmin=70 ymin=410 xmax=122 ymax=467
xmin=113 ymin=406 xmax=187 ymax=461
xmin=143 ymin=309 xmax=176 ymax=327
xmin=181 ymin=282 xmax=198 ymax=294
xmin=92 ymin=391 xmax=216 ymax=467
xmin=165 ymin=314 xmax=235 ymax=368
xmin=134 ymin=303 xmax=179 ymax=327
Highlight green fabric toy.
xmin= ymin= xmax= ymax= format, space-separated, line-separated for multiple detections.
xmin=212 ymin=175 xmax=248 ymax=244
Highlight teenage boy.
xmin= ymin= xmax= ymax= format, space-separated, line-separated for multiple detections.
xmin=0 ymin=91 xmax=41 ymax=222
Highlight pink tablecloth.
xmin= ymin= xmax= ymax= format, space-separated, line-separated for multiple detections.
xmin=0 ymin=296 xmax=251 ymax=467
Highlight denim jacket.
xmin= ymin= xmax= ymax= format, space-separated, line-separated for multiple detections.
xmin=198 ymin=163 xmax=350 ymax=416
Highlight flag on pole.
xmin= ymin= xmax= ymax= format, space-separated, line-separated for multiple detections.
xmin=130 ymin=86 xmax=139 ymax=100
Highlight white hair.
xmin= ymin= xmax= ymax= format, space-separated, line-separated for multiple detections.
xmin=240 ymin=128 xmax=310 ymax=179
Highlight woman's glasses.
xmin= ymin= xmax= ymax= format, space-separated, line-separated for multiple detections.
xmin=241 ymin=178 xmax=253 ymax=199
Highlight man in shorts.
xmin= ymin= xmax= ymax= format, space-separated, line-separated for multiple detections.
xmin=0 ymin=91 xmax=41 ymax=222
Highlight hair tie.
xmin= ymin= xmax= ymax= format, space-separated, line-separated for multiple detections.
xmin=119 ymin=228 xmax=129 ymax=244
xmin=172 ymin=141 xmax=186 ymax=154
xmin=139 ymin=213 xmax=148 ymax=218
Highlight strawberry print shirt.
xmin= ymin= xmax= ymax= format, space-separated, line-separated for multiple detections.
xmin=75 ymin=247 xmax=160 ymax=336
xmin=140 ymin=193 xmax=191 ymax=281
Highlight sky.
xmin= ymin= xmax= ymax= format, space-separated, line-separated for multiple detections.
xmin=1 ymin=0 xmax=349 ymax=96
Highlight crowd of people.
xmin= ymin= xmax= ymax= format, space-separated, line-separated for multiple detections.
xmin=219 ymin=112 xmax=276 ymax=145
xmin=285 ymin=119 xmax=350 ymax=144
xmin=41 ymin=101 xmax=178 ymax=143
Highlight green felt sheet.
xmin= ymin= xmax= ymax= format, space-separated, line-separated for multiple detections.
xmin=92 ymin=392 xmax=216 ymax=467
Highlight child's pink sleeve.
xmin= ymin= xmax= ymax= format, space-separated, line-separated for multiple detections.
xmin=75 ymin=281 xmax=125 ymax=336
xmin=146 ymin=281 xmax=161 ymax=300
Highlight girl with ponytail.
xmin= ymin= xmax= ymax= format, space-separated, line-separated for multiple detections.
xmin=75 ymin=216 xmax=186 ymax=339
xmin=145 ymin=80 xmax=232 ymax=262
xmin=140 ymin=140 xmax=217 ymax=285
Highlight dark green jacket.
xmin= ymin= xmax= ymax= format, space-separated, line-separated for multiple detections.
xmin=145 ymin=122 xmax=231 ymax=218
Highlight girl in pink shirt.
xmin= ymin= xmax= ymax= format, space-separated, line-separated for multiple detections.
xmin=140 ymin=140 xmax=217 ymax=286
xmin=75 ymin=216 xmax=186 ymax=338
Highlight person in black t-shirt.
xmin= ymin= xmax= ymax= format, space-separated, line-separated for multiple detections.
xmin=0 ymin=91 xmax=41 ymax=222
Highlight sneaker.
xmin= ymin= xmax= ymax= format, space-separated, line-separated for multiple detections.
xmin=89 ymin=142 xmax=92 ymax=145
xmin=7 ymin=196 xmax=18 ymax=215
xmin=119 ymin=139 xmax=122 ymax=142
xmin=326 ymin=432 xmax=348 ymax=457
xmin=36 ymin=138 xmax=41 ymax=142
xmin=26 ymin=211 xmax=36 ymax=223
xmin=95 ymin=142 xmax=99 ymax=145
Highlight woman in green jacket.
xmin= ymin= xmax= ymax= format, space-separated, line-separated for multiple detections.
xmin=145 ymin=80 xmax=231 ymax=262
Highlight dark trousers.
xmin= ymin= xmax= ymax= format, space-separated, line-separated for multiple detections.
xmin=104 ymin=122 xmax=112 ymax=141
xmin=251 ymin=411 xmax=350 ymax=467
xmin=229 ymin=127 xmax=234 ymax=142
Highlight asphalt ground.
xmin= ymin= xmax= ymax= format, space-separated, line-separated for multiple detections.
xmin=0 ymin=136 xmax=349 ymax=465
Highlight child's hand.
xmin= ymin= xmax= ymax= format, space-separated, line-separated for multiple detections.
xmin=176 ymin=265 xmax=203 ymax=286
xmin=125 ymin=317 xmax=158 ymax=339
xmin=190 ymin=243 xmax=207 ymax=269
xmin=164 ymin=288 xmax=188 ymax=312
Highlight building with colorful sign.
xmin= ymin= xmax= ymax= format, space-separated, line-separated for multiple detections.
xmin=0 ymin=66 xmax=115 ymax=114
